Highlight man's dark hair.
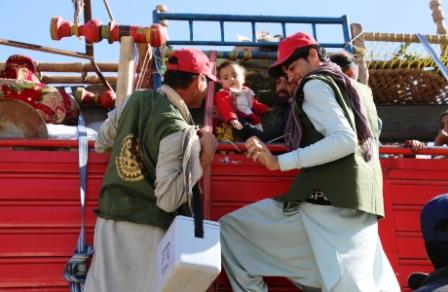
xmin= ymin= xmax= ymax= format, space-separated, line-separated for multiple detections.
xmin=440 ymin=110 xmax=448 ymax=121
xmin=282 ymin=45 xmax=328 ymax=69
xmin=163 ymin=55 xmax=199 ymax=89
xmin=329 ymin=51 xmax=355 ymax=73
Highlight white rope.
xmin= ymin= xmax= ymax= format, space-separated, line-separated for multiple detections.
xmin=64 ymin=99 xmax=93 ymax=292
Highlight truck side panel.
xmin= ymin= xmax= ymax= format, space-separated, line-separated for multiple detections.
xmin=0 ymin=150 xmax=446 ymax=291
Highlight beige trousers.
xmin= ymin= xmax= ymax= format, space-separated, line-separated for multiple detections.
xmin=220 ymin=199 xmax=400 ymax=292
xmin=84 ymin=217 xmax=165 ymax=292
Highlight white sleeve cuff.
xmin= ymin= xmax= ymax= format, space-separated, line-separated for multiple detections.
xmin=278 ymin=150 xmax=301 ymax=171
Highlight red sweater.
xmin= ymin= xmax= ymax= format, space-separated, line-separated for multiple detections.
xmin=214 ymin=88 xmax=270 ymax=123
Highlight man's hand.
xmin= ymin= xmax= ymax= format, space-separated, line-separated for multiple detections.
xmin=198 ymin=128 xmax=218 ymax=171
xmin=434 ymin=129 xmax=448 ymax=146
xmin=245 ymin=136 xmax=279 ymax=171
xmin=404 ymin=139 xmax=425 ymax=153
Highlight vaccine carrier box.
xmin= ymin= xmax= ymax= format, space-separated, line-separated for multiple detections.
xmin=156 ymin=215 xmax=221 ymax=292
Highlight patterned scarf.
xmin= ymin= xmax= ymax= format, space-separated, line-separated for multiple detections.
xmin=285 ymin=62 xmax=373 ymax=161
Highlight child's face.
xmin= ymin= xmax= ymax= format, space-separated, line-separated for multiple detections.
xmin=219 ymin=64 xmax=245 ymax=91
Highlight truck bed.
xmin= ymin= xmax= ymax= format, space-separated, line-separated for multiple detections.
xmin=1 ymin=144 xmax=447 ymax=291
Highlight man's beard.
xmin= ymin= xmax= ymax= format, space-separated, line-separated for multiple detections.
xmin=276 ymin=91 xmax=290 ymax=106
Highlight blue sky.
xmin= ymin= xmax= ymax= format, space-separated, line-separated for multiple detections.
xmin=0 ymin=0 xmax=444 ymax=63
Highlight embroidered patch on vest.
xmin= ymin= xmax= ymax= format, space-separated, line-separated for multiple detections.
xmin=115 ymin=134 xmax=145 ymax=182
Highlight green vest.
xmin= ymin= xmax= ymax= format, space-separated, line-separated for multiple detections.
xmin=97 ymin=90 xmax=191 ymax=229
xmin=279 ymin=74 xmax=384 ymax=217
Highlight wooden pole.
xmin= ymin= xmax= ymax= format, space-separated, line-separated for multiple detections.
xmin=361 ymin=32 xmax=448 ymax=43
xmin=429 ymin=0 xmax=448 ymax=56
xmin=202 ymin=51 xmax=217 ymax=220
xmin=156 ymin=4 xmax=169 ymax=27
xmin=82 ymin=0 xmax=114 ymax=93
xmin=350 ymin=23 xmax=369 ymax=85
xmin=41 ymin=62 xmax=118 ymax=72
xmin=40 ymin=75 xmax=117 ymax=85
xmin=115 ymin=36 xmax=135 ymax=107
xmin=0 ymin=38 xmax=92 ymax=60
xmin=83 ymin=0 xmax=95 ymax=57
xmin=3 ymin=62 xmax=119 ymax=73
xmin=430 ymin=0 xmax=448 ymax=34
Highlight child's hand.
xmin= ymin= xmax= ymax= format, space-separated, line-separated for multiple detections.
xmin=230 ymin=119 xmax=243 ymax=130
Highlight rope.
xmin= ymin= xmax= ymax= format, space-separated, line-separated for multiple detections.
xmin=219 ymin=136 xmax=286 ymax=153
xmin=72 ymin=0 xmax=84 ymax=28
xmin=152 ymin=47 xmax=164 ymax=80
xmin=417 ymin=33 xmax=448 ymax=81
xmin=266 ymin=134 xmax=286 ymax=144
xmin=220 ymin=140 xmax=244 ymax=153
xmin=135 ymin=44 xmax=152 ymax=90
xmin=102 ymin=0 xmax=115 ymax=22
xmin=64 ymin=109 xmax=93 ymax=292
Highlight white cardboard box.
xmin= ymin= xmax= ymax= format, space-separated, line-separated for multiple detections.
xmin=156 ymin=215 xmax=221 ymax=292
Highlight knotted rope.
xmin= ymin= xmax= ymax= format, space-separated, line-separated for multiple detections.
xmin=63 ymin=110 xmax=93 ymax=292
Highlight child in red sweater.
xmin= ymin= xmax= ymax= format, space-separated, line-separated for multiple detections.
xmin=214 ymin=61 xmax=271 ymax=140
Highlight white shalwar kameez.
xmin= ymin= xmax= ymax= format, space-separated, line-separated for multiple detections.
xmin=220 ymin=79 xmax=400 ymax=292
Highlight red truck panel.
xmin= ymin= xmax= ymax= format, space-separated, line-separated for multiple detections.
xmin=0 ymin=147 xmax=447 ymax=291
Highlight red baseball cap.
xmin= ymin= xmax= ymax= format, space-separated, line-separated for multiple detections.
xmin=167 ymin=48 xmax=217 ymax=81
xmin=268 ymin=32 xmax=318 ymax=77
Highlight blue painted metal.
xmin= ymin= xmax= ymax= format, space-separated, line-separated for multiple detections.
xmin=188 ymin=20 xmax=193 ymax=41
xmin=220 ymin=21 xmax=225 ymax=42
xmin=341 ymin=15 xmax=353 ymax=52
xmin=163 ymin=50 xmax=277 ymax=60
xmin=153 ymin=11 xmax=352 ymax=50
xmin=163 ymin=40 xmax=346 ymax=48
xmin=417 ymin=33 xmax=448 ymax=81
xmin=151 ymin=10 xmax=353 ymax=86
xmin=215 ymin=51 xmax=276 ymax=59
xmin=312 ymin=23 xmax=317 ymax=40
xmin=251 ymin=22 xmax=256 ymax=42
xmin=281 ymin=23 xmax=286 ymax=38
xmin=154 ymin=12 xmax=349 ymax=24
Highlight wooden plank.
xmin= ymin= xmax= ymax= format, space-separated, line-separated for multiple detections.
xmin=116 ymin=36 xmax=135 ymax=107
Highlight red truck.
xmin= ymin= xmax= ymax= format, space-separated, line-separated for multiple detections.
xmin=1 ymin=7 xmax=448 ymax=292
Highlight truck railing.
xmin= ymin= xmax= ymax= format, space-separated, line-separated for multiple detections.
xmin=1 ymin=8 xmax=447 ymax=291
xmin=0 ymin=138 xmax=447 ymax=157
xmin=153 ymin=11 xmax=352 ymax=49
xmin=151 ymin=9 xmax=353 ymax=104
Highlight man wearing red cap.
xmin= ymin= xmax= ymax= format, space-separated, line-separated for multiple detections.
xmin=85 ymin=48 xmax=218 ymax=292
xmin=261 ymin=75 xmax=298 ymax=142
xmin=220 ymin=32 xmax=400 ymax=291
